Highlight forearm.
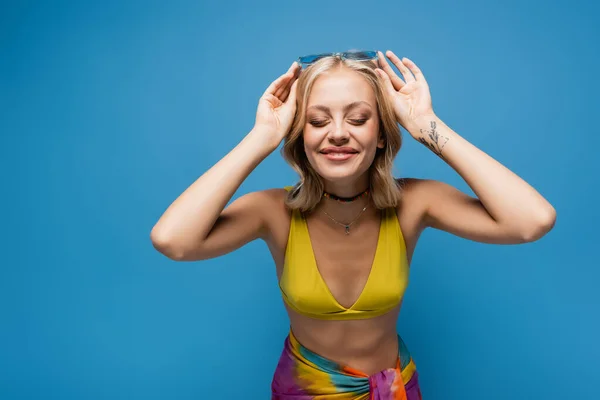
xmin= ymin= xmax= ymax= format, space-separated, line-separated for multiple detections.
xmin=150 ymin=127 xmax=277 ymax=249
xmin=407 ymin=114 xmax=556 ymax=236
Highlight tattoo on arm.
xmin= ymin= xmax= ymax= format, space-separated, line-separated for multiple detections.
xmin=418 ymin=120 xmax=449 ymax=158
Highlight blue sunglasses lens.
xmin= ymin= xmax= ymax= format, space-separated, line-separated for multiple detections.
xmin=344 ymin=51 xmax=377 ymax=60
xmin=299 ymin=51 xmax=378 ymax=66
xmin=298 ymin=53 xmax=332 ymax=64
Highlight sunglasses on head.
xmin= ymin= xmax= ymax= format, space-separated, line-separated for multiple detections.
xmin=296 ymin=50 xmax=380 ymax=69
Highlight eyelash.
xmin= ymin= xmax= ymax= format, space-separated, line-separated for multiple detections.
xmin=309 ymin=119 xmax=368 ymax=127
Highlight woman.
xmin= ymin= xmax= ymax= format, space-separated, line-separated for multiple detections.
xmin=150 ymin=50 xmax=556 ymax=399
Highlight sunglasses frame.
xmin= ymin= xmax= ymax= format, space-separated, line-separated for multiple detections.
xmin=296 ymin=50 xmax=380 ymax=69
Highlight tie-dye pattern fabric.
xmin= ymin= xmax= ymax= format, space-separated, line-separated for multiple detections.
xmin=271 ymin=329 xmax=423 ymax=399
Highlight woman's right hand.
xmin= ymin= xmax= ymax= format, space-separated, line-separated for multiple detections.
xmin=253 ymin=61 xmax=302 ymax=149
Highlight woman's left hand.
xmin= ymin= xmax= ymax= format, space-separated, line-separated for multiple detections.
xmin=375 ymin=50 xmax=435 ymax=135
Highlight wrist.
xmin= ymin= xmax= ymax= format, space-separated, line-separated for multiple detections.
xmin=405 ymin=113 xmax=439 ymax=137
xmin=407 ymin=114 xmax=455 ymax=158
xmin=247 ymin=126 xmax=281 ymax=154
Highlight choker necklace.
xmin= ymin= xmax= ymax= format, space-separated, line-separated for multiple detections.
xmin=322 ymin=204 xmax=368 ymax=235
xmin=323 ymin=188 xmax=370 ymax=203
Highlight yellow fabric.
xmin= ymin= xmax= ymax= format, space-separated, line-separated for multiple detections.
xmin=279 ymin=186 xmax=410 ymax=320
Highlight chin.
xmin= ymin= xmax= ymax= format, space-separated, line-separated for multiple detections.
xmin=312 ymin=159 xmax=369 ymax=182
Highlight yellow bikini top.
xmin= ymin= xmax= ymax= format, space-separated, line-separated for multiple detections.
xmin=278 ymin=186 xmax=410 ymax=320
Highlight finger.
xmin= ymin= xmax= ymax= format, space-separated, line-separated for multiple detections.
xmin=280 ymin=67 xmax=301 ymax=103
xmin=274 ymin=71 xmax=294 ymax=99
xmin=402 ymin=57 xmax=429 ymax=87
xmin=284 ymin=79 xmax=299 ymax=105
xmin=263 ymin=93 xmax=284 ymax=109
xmin=262 ymin=62 xmax=297 ymax=98
xmin=262 ymin=73 xmax=289 ymax=98
xmin=377 ymin=51 xmax=404 ymax=91
xmin=375 ymin=68 xmax=396 ymax=97
xmin=275 ymin=62 xmax=300 ymax=97
xmin=276 ymin=63 xmax=300 ymax=99
xmin=386 ymin=50 xmax=415 ymax=84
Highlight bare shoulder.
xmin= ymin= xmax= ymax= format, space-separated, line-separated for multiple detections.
xmin=395 ymin=176 xmax=453 ymax=215
xmin=396 ymin=177 xmax=448 ymax=204
xmin=395 ymin=177 xmax=432 ymax=206
xmin=243 ymin=187 xmax=287 ymax=202
xmin=207 ymin=186 xmax=290 ymax=243
xmin=235 ymin=187 xmax=289 ymax=217
xmin=396 ymin=177 xmax=471 ymax=230
xmin=233 ymin=186 xmax=288 ymax=207
xmin=395 ymin=177 xmax=431 ymax=231
xmin=246 ymin=186 xmax=291 ymax=232
xmin=396 ymin=177 xmax=426 ymax=193
xmin=247 ymin=187 xmax=293 ymax=257
xmin=254 ymin=187 xmax=289 ymax=211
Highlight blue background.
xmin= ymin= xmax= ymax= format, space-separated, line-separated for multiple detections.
xmin=2 ymin=0 xmax=598 ymax=399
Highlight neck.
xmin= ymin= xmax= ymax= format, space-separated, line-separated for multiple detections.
xmin=322 ymin=175 xmax=370 ymax=200
xmin=323 ymin=187 xmax=369 ymax=203
xmin=316 ymin=190 xmax=373 ymax=225
xmin=315 ymin=175 xmax=372 ymax=222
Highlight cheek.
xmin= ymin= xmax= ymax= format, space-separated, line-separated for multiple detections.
xmin=302 ymin=132 xmax=319 ymax=166
xmin=302 ymin=128 xmax=322 ymax=152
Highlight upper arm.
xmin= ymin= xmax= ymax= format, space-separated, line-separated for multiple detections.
xmin=176 ymin=188 xmax=285 ymax=261
xmin=411 ymin=178 xmax=527 ymax=244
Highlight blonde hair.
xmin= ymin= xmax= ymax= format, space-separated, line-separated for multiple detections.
xmin=281 ymin=56 xmax=403 ymax=212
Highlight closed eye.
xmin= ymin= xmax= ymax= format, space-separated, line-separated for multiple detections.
xmin=309 ymin=119 xmax=368 ymax=127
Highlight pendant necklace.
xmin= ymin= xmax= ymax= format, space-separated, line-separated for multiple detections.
xmin=321 ymin=188 xmax=370 ymax=234
xmin=322 ymin=204 xmax=369 ymax=235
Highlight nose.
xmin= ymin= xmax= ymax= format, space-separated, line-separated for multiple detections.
xmin=326 ymin=121 xmax=350 ymax=144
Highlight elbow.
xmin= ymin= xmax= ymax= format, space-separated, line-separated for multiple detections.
xmin=150 ymin=229 xmax=186 ymax=261
xmin=520 ymin=206 xmax=557 ymax=243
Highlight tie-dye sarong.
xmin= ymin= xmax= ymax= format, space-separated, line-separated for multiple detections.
xmin=271 ymin=328 xmax=423 ymax=399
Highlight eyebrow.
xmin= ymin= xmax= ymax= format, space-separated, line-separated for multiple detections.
xmin=307 ymin=101 xmax=372 ymax=113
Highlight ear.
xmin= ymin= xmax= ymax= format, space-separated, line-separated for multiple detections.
xmin=377 ymin=133 xmax=385 ymax=149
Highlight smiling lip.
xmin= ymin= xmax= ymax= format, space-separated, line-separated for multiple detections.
xmin=319 ymin=147 xmax=358 ymax=154
xmin=322 ymin=152 xmax=356 ymax=161
xmin=319 ymin=147 xmax=358 ymax=161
